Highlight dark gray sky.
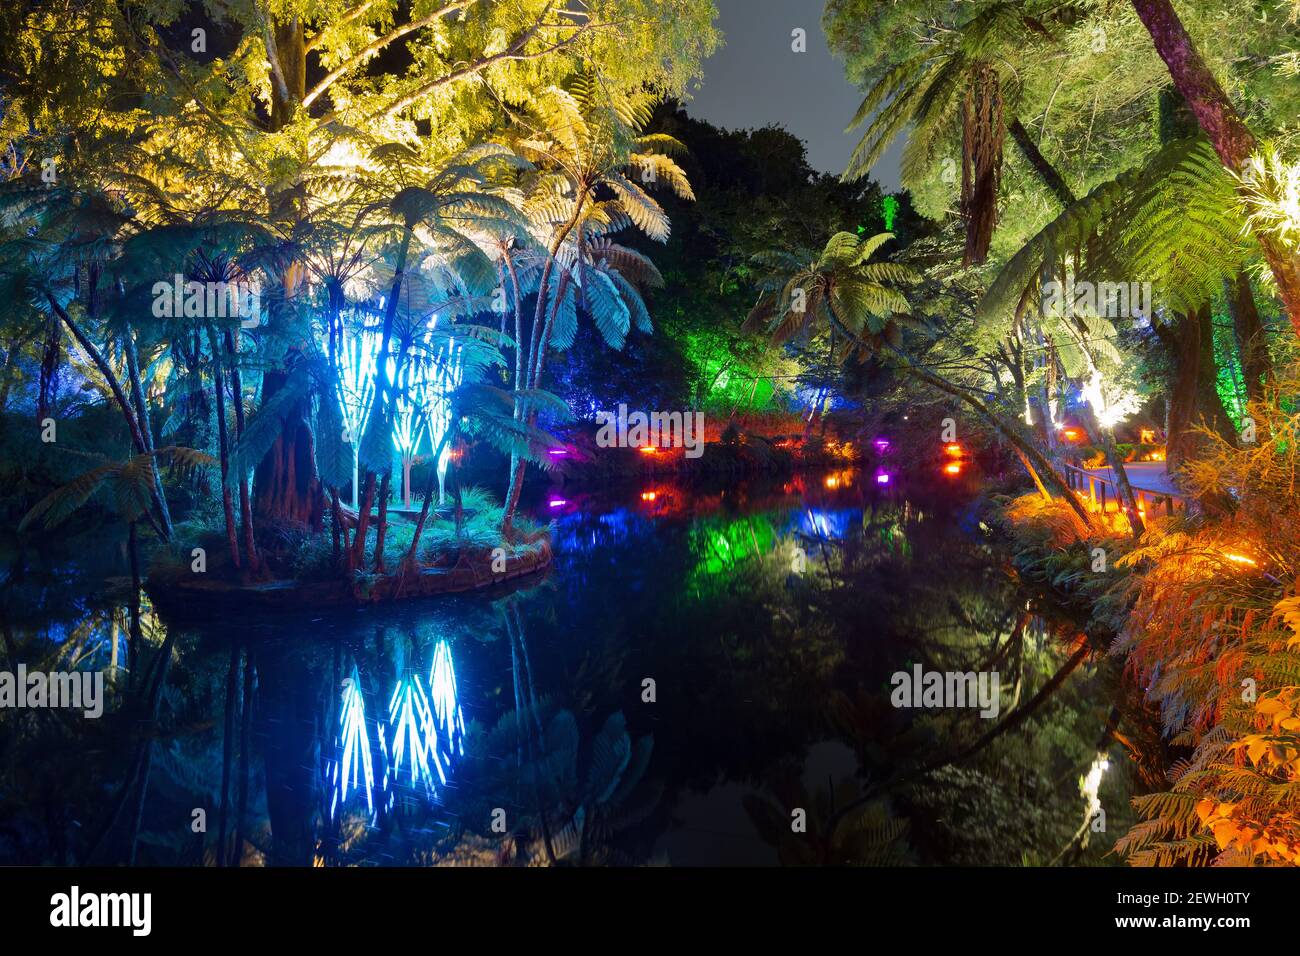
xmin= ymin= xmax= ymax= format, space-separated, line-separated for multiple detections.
xmin=685 ymin=0 xmax=903 ymax=191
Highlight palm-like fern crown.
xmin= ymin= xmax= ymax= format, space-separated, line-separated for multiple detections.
xmin=512 ymin=73 xmax=693 ymax=244
xmin=842 ymin=2 xmax=1047 ymax=186
xmin=979 ymin=136 xmax=1252 ymax=326
xmin=20 ymin=447 xmax=215 ymax=531
xmin=485 ymin=72 xmax=694 ymax=353
xmin=744 ymin=231 xmax=917 ymax=358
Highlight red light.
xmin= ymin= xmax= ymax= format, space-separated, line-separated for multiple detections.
xmin=944 ymin=462 xmax=962 ymax=475
xmin=945 ymin=443 xmax=963 ymax=457
xmin=1062 ymin=428 xmax=1080 ymax=442
xmin=641 ymin=491 xmax=657 ymax=501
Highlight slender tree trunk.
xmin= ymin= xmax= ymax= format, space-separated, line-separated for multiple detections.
xmin=372 ymin=470 xmax=391 ymax=573
xmin=1195 ymin=304 xmax=1235 ymax=441
xmin=217 ymin=642 xmax=238 ymax=866
xmin=501 ymin=453 xmax=529 ymax=539
xmin=504 ymin=252 xmax=526 ymax=391
xmin=1007 ymin=118 xmax=1076 ymax=206
xmin=123 ymin=328 xmax=174 ymax=539
xmin=346 ymin=227 xmax=414 ymax=553
xmin=504 ymin=196 xmax=588 ymax=535
xmin=224 ymin=330 xmax=260 ymax=573
xmin=405 ymin=472 xmax=438 ymax=569
xmin=37 ymin=319 xmax=60 ymax=422
xmin=207 ymin=328 xmax=241 ymax=569
xmin=372 ymin=229 xmax=413 ymax=415
xmin=127 ymin=520 xmax=143 ymax=691
xmin=528 ymin=266 xmax=574 ymax=391
xmin=451 ymin=450 xmax=465 ymax=535
xmin=1011 ymin=445 xmax=1053 ymax=501
xmin=1131 ymin=0 xmax=1300 ymax=331
xmin=899 ymin=360 xmax=1096 ymax=530
xmin=330 ymin=487 xmax=342 ymax=564
xmin=404 ymin=422 xmax=458 ymax=566
xmin=126 ymin=628 xmax=179 ymax=865
xmin=255 ymin=19 xmax=325 ymax=529
xmin=49 ymin=297 xmax=171 ymax=536
xmin=1225 ymin=272 xmax=1270 ymax=405
xmin=503 ymin=262 xmax=577 ymax=536
xmin=349 ymin=472 xmax=377 ymax=570
xmin=1078 ymin=405 xmax=1145 ymax=540
xmin=232 ymin=645 xmax=254 ymax=867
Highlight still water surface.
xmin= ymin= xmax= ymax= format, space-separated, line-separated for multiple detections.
xmin=0 ymin=469 xmax=1133 ymax=865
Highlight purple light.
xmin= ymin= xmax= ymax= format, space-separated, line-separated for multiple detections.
xmin=874 ymin=438 xmax=890 ymax=451
xmin=548 ymin=448 xmax=568 ymax=457
xmin=875 ymin=472 xmax=891 ymax=485
xmin=548 ymin=498 xmax=567 ymax=508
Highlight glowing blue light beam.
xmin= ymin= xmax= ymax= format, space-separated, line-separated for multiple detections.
xmin=386 ymin=675 xmax=446 ymax=797
xmin=428 ymin=640 xmax=466 ymax=760
xmin=329 ymin=670 xmax=377 ymax=820
xmin=335 ymin=324 xmax=381 ymax=509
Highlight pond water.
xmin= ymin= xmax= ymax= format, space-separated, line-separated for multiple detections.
xmin=0 ymin=467 xmax=1135 ymax=866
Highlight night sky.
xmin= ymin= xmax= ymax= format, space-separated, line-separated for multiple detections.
xmin=685 ymin=0 xmax=904 ymax=191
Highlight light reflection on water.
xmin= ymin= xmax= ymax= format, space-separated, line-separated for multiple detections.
xmin=0 ymin=470 xmax=1131 ymax=866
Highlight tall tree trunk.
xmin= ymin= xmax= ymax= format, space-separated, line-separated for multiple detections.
xmin=207 ymin=327 xmax=241 ymax=569
xmin=349 ymin=472 xmax=377 ymax=570
xmin=254 ymin=17 xmax=325 ymax=529
xmin=1131 ymin=0 xmax=1300 ymax=331
xmin=1078 ymin=405 xmax=1145 ymax=540
xmin=126 ymin=627 xmax=179 ymax=865
xmin=127 ymin=520 xmax=143 ymax=691
xmin=1195 ymin=303 xmax=1235 ymax=441
xmin=37 ymin=318 xmax=60 ymax=422
xmin=253 ymin=368 xmax=325 ymax=531
xmin=372 ymin=470 xmax=391 ymax=572
xmin=503 ymin=195 xmax=589 ymax=536
xmin=343 ymin=226 xmax=414 ymax=549
xmin=504 ymin=251 xmax=526 ymax=391
xmin=256 ymin=642 xmax=321 ymax=866
xmin=1010 ymin=444 xmax=1053 ymax=502
xmin=1007 ymin=118 xmax=1075 ymax=206
xmin=330 ymin=487 xmax=342 ymax=564
xmin=1225 ymin=272 xmax=1270 ymax=405
xmin=901 ymin=361 xmax=1096 ymax=530
xmin=1165 ymin=308 xmax=1202 ymax=472
xmin=225 ymin=330 xmax=260 ymax=572
xmin=960 ymin=64 xmax=1004 ymax=266
xmin=48 ymin=296 xmax=170 ymax=539
xmin=123 ymin=328 xmax=174 ymax=539
xmin=404 ymin=421 xmax=457 ymax=567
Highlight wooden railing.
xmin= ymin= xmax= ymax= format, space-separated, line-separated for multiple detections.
xmin=1062 ymin=462 xmax=1189 ymax=516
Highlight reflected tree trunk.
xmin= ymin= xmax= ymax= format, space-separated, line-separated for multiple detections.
xmin=218 ymin=641 xmax=238 ymax=867
xmin=231 ymin=645 xmax=254 ymax=866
